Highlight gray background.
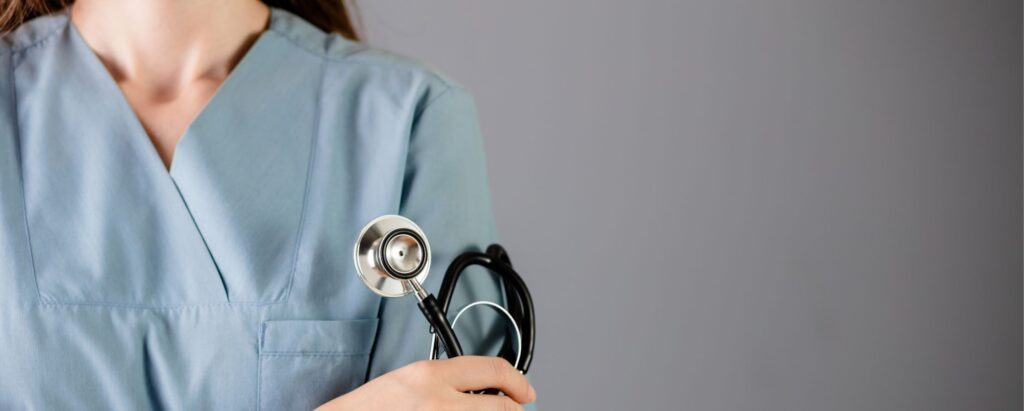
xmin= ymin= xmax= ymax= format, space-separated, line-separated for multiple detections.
xmin=360 ymin=1 xmax=1022 ymax=410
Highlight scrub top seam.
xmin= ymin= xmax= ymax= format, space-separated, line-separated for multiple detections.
xmin=264 ymin=24 xmax=366 ymax=62
xmin=6 ymin=30 xmax=59 ymax=55
xmin=258 ymin=352 xmax=370 ymax=358
xmin=399 ymin=83 xmax=456 ymax=210
xmin=31 ymin=299 xmax=327 ymax=312
xmin=363 ymin=280 xmax=390 ymax=382
xmin=261 ymin=28 xmax=462 ymax=95
xmin=7 ymin=44 xmax=42 ymax=303
xmin=342 ymin=56 xmax=464 ymax=95
xmin=419 ymin=83 xmax=457 ymax=114
xmin=280 ymin=41 xmax=328 ymax=304
xmin=2 ymin=15 xmax=65 ymax=55
xmin=6 ymin=15 xmax=81 ymax=306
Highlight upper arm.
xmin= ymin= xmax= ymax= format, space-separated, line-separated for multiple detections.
xmin=367 ymin=81 xmax=506 ymax=378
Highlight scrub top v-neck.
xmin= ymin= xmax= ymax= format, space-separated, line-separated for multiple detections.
xmin=0 ymin=6 xmax=504 ymax=410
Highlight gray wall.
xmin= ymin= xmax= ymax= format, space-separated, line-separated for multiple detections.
xmin=360 ymin=1 xmax=1022 ymax=410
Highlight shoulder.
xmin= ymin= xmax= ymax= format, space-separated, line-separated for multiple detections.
xmin=0 ymin=8 xmax=69 ymax=54
xmin=267 ymin=7 xmax=468 ymax=104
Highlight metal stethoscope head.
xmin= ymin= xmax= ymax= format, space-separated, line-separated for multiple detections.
xmin=353 ymin=215 xmax=432 ymax=300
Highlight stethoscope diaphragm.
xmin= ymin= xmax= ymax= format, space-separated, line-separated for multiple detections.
xmin=353 ymin=215 xmax=431 ymax=297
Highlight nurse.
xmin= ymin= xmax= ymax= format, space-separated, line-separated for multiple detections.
xmin=0 ymin=0 xmax=535 ymax=410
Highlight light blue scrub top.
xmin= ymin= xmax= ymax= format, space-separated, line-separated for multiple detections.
xmin=0 ymin=7 xmax=511 ymax=410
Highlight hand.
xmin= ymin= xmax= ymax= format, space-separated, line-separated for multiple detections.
xmin=315 ymin=356 xmax=536 ymax=411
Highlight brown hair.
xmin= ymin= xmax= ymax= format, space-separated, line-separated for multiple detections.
xmin=0 ymin=0 xmax=360 ymax=40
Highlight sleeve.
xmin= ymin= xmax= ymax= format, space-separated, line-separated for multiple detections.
xmin=365 ymin=83 xmax=509 ymax=376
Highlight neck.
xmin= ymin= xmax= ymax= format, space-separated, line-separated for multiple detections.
xmin=70 ymin=0 xmax=270 ymax=100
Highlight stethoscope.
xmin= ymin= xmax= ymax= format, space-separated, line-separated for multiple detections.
xmin=353 ymin=215 xmax=535 ymax=376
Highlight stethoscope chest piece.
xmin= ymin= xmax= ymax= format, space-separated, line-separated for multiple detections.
xmin=353 ymin=215 xmax=431 ymax=297
xmin=353 ymin=213 xmax=533 ymax=375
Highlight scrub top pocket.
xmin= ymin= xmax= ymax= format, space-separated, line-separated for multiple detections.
xmin=258 ymin=319 xmax=379 ymax=411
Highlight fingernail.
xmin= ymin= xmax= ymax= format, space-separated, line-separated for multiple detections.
xmin=528 ymin=384 xmax=537 ymax=401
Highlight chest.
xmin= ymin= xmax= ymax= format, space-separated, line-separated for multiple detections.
xmin=2 ymin=26 xmax=416 ymax=309
xmin=119 ymin=78 xmax=222 ymax=169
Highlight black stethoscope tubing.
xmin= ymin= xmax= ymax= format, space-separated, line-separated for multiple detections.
xmin=431 ymin=244 xmax=535 ymax=374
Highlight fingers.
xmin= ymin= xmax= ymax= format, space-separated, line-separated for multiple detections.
xmin=441 ymin=356 xmax=535 ymax=404
xmin=455 ymin=392 xmax=526 ymax=411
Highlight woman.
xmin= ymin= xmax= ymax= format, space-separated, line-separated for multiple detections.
xmin=0 ymin=0 xmax=535 ymax=409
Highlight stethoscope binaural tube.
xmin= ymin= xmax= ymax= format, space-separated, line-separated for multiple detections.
xmin=434 ymin=245 xmax=534 ymax=374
